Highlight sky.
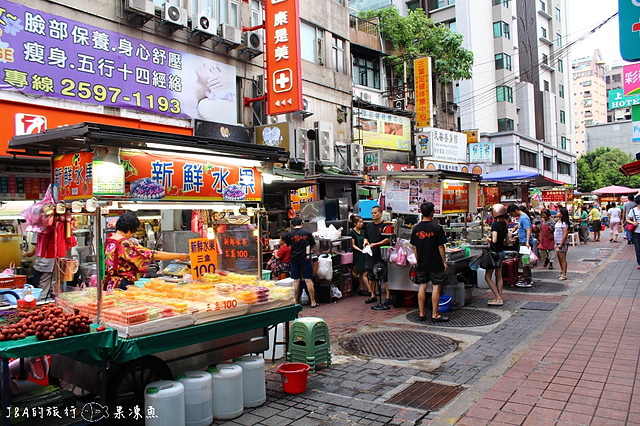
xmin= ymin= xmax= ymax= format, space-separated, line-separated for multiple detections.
xmin=567 ymin=1 xmax=627 ymax=65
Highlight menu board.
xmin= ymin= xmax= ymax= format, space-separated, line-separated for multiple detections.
xmin=383 ymin=177 xmax=442 ymax=215
xmin=442 ymin=183 xmax=468 ymax=214
xmin=0 ymin=176 xmax=50 ymax=200
xmin=189 ymin=238 xmax=219 ymax=279
xmin=217 ymin=224 xmax=258 ymax=273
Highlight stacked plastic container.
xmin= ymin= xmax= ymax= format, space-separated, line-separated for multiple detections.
xmin=144 ymin=380 xmax=185 ymax=426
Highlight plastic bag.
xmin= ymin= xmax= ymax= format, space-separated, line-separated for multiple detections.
xmin=406 ymin=246 xmax=417 ymax=266
xmin=317 ymin=254 xmax=333 ymax=280
xmin=362 ymin=245 xmax=373 ymax=256
xmin=330 ymin=284 xmax=342 ymax=299
xmin=21 ymin=185 xmax=56 ymax=234
xmin=529 ymin=251 xmax=539 ymax=264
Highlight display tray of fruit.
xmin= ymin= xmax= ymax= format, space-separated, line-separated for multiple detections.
xmin=191 ymin=303 xmax=249 ymax=326
xmin=103 ymin=314 xmax=194 ymax=338
xmin=247 ymin=298 xmax=295 ymax=314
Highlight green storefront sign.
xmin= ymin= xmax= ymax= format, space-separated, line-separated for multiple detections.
xmin=609 ymin=88 xmax=640 ymax=109
xmin=619 ymin=0 xmax=640 ymax=62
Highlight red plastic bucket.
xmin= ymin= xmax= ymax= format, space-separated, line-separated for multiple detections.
xmin=277 ymin=363 xmax=311 ymax=394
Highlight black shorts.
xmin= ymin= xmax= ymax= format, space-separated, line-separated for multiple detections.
xmin=417 ymin=270 xmax=446 ymax=286
xmin=592 ymin=220 xmax=601 ymax=231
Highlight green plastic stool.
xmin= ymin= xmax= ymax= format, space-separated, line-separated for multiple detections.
xmin=286 ymin=317 xmax=332 ymax=372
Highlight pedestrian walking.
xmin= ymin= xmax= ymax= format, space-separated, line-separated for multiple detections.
xmin=285 ymin=217 xmax=318 ymax=308
xmin=608 ymin=202 xmax=621 ymax=243
xmin=626 ymin=195 xmax=640 ymax=269
xmin=507 ymin=204 xmax=533 ymax=287
xmin=537 ymin=209 xmax=555 ymax=270
xmin=484 ymin=204 xmax=508 ymax=306
xmin=623 ymin=194 xmax=637 ymax=244
xmin=349 ymin=214 xmax=374 ymax=302
xmin=555 ymin=207 xmax=570 ymax=281
xmin=364 ymin=205 xmax=392 ymax=305
xmin=410 ymin=202 xmax=449 ymax=322
xmin=588 ymin=204 xmax=601 ymax=242
xmin=579 ymin=205 xmax=589 ymax=244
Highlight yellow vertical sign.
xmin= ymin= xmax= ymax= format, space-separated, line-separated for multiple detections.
xmin=414 ymin=57 xmax=432 ymax=128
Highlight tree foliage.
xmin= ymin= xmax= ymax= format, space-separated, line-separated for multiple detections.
xmin=576 ymin=147 xmax=640 ymax=192
xmin=360 ymin=7 xmax=473 ymax=83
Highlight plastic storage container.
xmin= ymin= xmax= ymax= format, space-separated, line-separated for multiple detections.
xmin=144 ymin=380 xmax=185 ymax=426
xmin=233 ymin=355 xmax=266 ymax=407
xmin=442 ymin=281 xmax=464 ymax=309
xmin=477 ymin=267 xmax=489 ymax=289
xmin=208 ymin=365 xmax=243 ymax=420
xmin=264 ymin=323 xmax=285 ymax=360
xmin=177 ymin=371 xmax=213 ymax=426
xmin=438 ymin=296 xmax=452 ymax=313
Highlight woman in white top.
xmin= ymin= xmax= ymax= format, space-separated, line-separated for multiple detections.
xmin=608 ymin=202 xmax=622 ymax=243
xmin=554 ymin=207 xmax=570 ymax=281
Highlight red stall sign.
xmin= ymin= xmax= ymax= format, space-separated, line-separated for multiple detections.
xmin=442 ymin=183 xmax=468 ymax=214
xmin=542 ymin=190 xmax=566 ymax=203
xmin=52 ymin=151 xmax=94 ymax=200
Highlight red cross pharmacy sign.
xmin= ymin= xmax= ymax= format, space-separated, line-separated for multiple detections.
xmin=265 ymin=0 xmax=303 ymax=115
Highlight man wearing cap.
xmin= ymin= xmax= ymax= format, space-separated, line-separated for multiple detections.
xmin=285 ymin=217 xmax=318 ymax=308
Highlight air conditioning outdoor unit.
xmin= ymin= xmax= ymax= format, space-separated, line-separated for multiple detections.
xmin=191 ymin=13 xmax=217 ymax=36
xmin=348 ymin=143 xmax=364 ymax=171
xmin=125 ymin=0 xmax=155 ymax=16
xmin=361 ymin=92 xmax=372 ymax=101
xmin=162 ymin=3 xmax=188 ymax=27
xmin=314 ymin=121 xmax=334 ymax=165
xmin=243 ymin=31 xmax=263 ymax=52
xmin=293 ymin=128 xmax=308 ymax=161
xmin=219 ymin=23 xmax=242 ymax=45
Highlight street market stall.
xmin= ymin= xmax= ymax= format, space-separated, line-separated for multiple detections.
xmin=4 ymin=122 xmax=301 ymax=421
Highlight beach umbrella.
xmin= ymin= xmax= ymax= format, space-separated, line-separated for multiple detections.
xmin=592 ymin=185 xmax=637 ymax=195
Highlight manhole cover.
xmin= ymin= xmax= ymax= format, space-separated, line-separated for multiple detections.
xmin=406 ymin=308 xmax=501 ymax=327
xmin=386 ymin=381 xmax=464 ymax=411
xmin=505 ymin=282 xmax=568 ymax=293
xmin=340 ymin=330 xmax=457 ymax=360
xmin=521 ymin=302 xmax=558 ymax=311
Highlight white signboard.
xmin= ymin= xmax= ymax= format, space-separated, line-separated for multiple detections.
xmin=468 ymin=142 xmax=495 ymax=163
xmin=415 ymin=128 xmax=467 ymax=163
xmin=383 ymin=177 xmax=442 ymax=215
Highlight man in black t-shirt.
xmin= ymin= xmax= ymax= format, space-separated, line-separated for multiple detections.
xmin=285 ymin=217 xmax=318 ymax=307
xmin=410 ymin=202 xmax=449 ymax=322
xmin=364 ymin=205 xmax=391 ymax=304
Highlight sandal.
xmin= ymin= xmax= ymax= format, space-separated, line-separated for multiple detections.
xmin=310 ymin=303 xmax=320 ymax=308
xmin=364 ymin=297 xmax=377 ymax=304
xmin=488 ymin=299 xmax=504 ymax=306
xmin=558 ymin=276 xmax=567 ymax=281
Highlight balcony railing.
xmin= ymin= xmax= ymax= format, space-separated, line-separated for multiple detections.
xmin=349 ymin=15 xmax=380 ymax=37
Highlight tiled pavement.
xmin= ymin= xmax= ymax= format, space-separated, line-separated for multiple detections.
xmin=217 ymin=239 xmax=638 ymax=425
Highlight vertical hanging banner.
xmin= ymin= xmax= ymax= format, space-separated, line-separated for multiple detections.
xmin=414 ymin=57 xmax=433 ymax=128
xmin=265 ymin=0 xmax=303 ymax=115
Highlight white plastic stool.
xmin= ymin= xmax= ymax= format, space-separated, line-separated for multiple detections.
xmin=567 ymin=232 xmax=579 ymax=246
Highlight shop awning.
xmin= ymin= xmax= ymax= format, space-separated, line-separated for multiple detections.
xmin=620 ymin=160 xmax=640 ymax=177
xmin=482 ymin=170 xmax=565 ymax=187
xmin=7 ymin=122 xmax=289 ymax=163
xmin=531 ymin=175 xmax=565 ymax=187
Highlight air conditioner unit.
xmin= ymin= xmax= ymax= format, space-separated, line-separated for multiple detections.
xmin=162 ymin=3 xmax=188 ymax=27
xmin=220 ymin=23 xmax=242 ymax=45
xmin=348 ymin=143 xmax=364 ymax=171
xmin=314 ymin=121 xmax=334 ymax=165
xmin=361 ymin=92 xmax=372 ymax=102
xmin=125 ymin=0 xmax=155 ymax=16
xmin=243 ymin=31 xmax=263 ymax=52
xmin=191 ymin=13 xmax=217 ymax=36
xmin=293 ymin=128 xmax=308 ymax=161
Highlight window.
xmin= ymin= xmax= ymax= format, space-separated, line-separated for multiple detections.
xmin=498 ymin=118 xmax=514 ymax=131
xmin=558 ymin=59 xmax=564 ymax=72
xmin=520 ymin=150 xmax=537 ymax=168
xmin=493 ymin=0 xmax=509 ymax=5
xmin=539 ymin=0 xmax=545 ymax=12
xmin=250 ymin=0 xmax=262 ymax=31
xmin=561 ymin=136 xmax=567 ymax=150
xmin=448 ymin=20 xmax=457 ymax=33
xmin=544 ymin=80 xmax=550 ymax=91
xmin=583 ymin=80 xmax=592 ymax=86
xmin=352 ymin=57 xmax=380 ymax=89
xmin=555 ymin=7 xmax=561 ymax=21
xmin=556 ymin=33 xmax=562 ymax=47
xmin=301 ymin=23 xmax=324 ymax=65
xmin=542 ymin=54 xmax=548 ymax=65
xmin=559 ymin=84 xmax=564 ymax=98
xmin=584 ymin=99 xmax=592 ymax=107
xmin=541 ymin=27 xmax=547 ymax=39
xmin=430 ymin=0 xmax=453 ymax=8
xmin=496 ymin=85 xmax=513 ymax=102
xmin=198 ymin=0 xmax=240 ymax=26
xmin=613 ymin=74 xmax=621 ymax=83
xmin=544 ymin=156 xmax=552 ymax=171
xmin=560 ymin=110 xmax=566 ymax=123
xmin=332 ymin=37 xmax=346 ymax=74
xmin=557 ymin=161 xmax=570 ymax=175
xmin=493 ymin=21 xmax=510 ymax=39
xmin=495 ymin=147 xmax=503 ymax=164
xmin=495 ymin=53 xmax=512 ymax=70
xmin=584 ymin=90 xmax=592 ymax=97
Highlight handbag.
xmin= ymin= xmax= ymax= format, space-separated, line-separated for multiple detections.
xmin=625 ymin=222 xmax=637 ymax=232
xmin=478 ymin=249 xmax=500 ymax=270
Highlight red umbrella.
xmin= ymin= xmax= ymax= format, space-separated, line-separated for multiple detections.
xmin=592 ymin=185 xmax=638 ymax=195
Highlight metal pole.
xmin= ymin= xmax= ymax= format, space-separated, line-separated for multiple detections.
xmin=95 ymin=205 xmax=103 ymax=323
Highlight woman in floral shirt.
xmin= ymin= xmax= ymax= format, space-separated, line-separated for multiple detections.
xmin=104 ymin=212 xmax=189 ymax=290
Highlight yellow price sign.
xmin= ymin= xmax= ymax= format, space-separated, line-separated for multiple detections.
xmin=189 ymin=238 xmax=219 ymax=279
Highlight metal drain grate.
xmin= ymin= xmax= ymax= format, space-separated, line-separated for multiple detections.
xmin=386 ymin=381 xmax=464 ymax=411
xmin=521 ymin=302 xmax=558 ymax=311
xmin=504 ymin=282 xmax=569 ymax=293
xmin=340 ymin=330 xmax=457 ymax=360
xmin=406 ymin=309 xmax=501 ymax=327
xmin=580 ymin=258 xmax=600 ymax=262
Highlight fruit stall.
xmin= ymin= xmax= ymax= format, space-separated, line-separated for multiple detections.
xmin=4 ymin=122 xmax=301 ymax=422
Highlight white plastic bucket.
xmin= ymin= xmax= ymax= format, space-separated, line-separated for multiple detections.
xmin=144 ymin=380 xmax=185 ymax=426
xmin=177 ymin=371 xmax=213 ymax=426
xmin=263 ymin=323 xmax=285 ymax=360
xmin=477 ymin=267 xmax=489 ymax=289
xmin=208 ymin=365 xmax=243 ymax=420
xmin=233 ymin=355 xmax=266 ymax=407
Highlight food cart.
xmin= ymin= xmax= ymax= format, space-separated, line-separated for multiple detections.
xmin=369 ymin=169 xmax=482 ymax=308
xmin=3 ymin=122 xmax=302 ymax=422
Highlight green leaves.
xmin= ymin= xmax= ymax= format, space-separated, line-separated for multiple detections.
xmin=360 ymin=7 xmax=473 ymax=83
xmin=577 ymin=147 xmax=640 ymax=192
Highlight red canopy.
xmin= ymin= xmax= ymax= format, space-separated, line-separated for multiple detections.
xmin=620 ymin=161 xmax=640 ymax=177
